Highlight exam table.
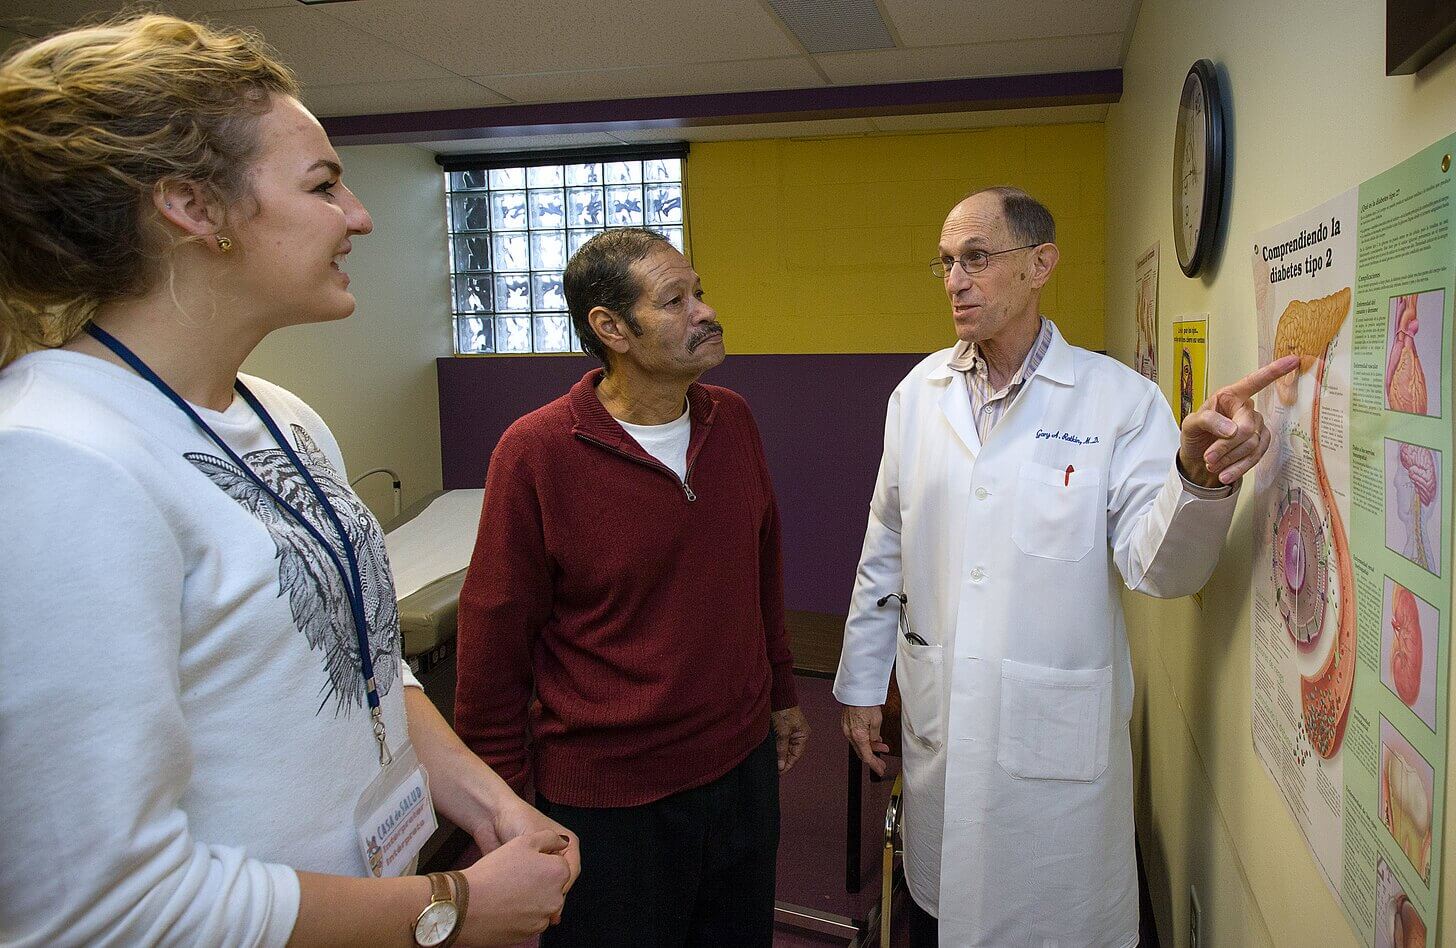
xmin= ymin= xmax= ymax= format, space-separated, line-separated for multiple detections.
xmin=382 ymin=488 xmax=484 ymax=869
xmin=386 ymin=487 xmax=483 ymax=714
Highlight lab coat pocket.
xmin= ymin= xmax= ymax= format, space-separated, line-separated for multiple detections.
xmin=996 ymin=659 xmax=1111 ymax=781
xmin=895 ymin=637 xmax=944 ymax=752
xmin=1011 ymin=461 xmax=1101 ymax=561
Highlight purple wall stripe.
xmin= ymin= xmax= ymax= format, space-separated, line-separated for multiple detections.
xmin=437 ymin=352 xmax=929 ymax=615
xmin=323 ymin=70 xmax=1121 ymax=145
xmin=438 ymin=355 xmax=598 ymax=491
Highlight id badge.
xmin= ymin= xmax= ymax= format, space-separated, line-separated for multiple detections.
xmin=354 ymin=740 xmax=438 ymax=878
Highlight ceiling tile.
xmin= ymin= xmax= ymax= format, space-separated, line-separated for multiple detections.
xmin=474 ymin=57 xmax=824 ymax=104
xmin=879 ymin=0 xmax=1137 ymax=47
xmin=324 ymin=0 xmax=800 ymax=77
xmin=218 ymin=6 xmax=452 ymax=85
xmin=168 ymin=0 xmax=296 ymax=12
xmin=0 ymin=1 xmax=288 ymax=36
xmin=303 ymin=77 xmax=510 ymax=118
xmin=0 ymin=26 xmax=31 ymax=51
xmin=0 ymin=1 xmax=129 ymax=30
xmin=815 ymin=33 xmax=1123 ymax=84
xmin=0 ymin=8 xmax=89 ymax=38
xmin=0 ymin=3 xmax=447 ymax=86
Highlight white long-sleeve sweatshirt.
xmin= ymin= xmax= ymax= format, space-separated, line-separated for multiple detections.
xmin=0 ymin=350 xmax=418 ymax=947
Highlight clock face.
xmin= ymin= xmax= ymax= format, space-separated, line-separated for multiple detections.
xmin=1172 ymin=60 xmax=1225 ymax=277
xmin=1178 ymin=77 xmax=1205 ymax=253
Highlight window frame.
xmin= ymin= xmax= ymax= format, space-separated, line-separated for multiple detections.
xmin=438 ymin=143 xmax=690 ymax=357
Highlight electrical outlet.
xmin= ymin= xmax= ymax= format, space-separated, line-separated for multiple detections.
xmin=1189 ymin=885 xmax=1202 ymax=948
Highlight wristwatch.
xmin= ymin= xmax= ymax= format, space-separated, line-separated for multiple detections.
xmin=413 ymin=871 xmax=468 ymax=948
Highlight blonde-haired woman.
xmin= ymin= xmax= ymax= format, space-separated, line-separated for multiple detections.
xmin=0 ymin=15 xmax=577 ymax=946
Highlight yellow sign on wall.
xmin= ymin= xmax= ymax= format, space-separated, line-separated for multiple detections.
xmin=1171 ymin=317 xmax=1208 ymax=424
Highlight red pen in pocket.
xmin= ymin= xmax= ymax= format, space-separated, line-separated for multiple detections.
xmin=1064 ymin=464 xmax=1074 ymax=487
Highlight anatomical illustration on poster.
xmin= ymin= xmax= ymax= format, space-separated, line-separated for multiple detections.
xmin=1250 ymin=134 xmax=1454 ymax=947
xmin=1133 ymin=242 xmax=1159 ymax=381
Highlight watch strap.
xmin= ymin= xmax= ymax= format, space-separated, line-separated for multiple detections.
xmin=413 ymin=872 xmax=458 ymax=948
xmin=427 ymin=871 xmax=452 ymax=906
xmin=443 ymin=870 xmax=469 ymax=948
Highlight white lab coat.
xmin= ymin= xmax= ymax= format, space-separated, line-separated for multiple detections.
xmin=834 ymin=324 xmax=1238 ymax=947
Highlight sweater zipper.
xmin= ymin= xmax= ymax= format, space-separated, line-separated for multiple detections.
xmin=576 ymin=433 xmax=698 ymax=502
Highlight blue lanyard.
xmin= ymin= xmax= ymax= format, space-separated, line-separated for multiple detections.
xmin=85 ymin=324 xmax=393 ymax=766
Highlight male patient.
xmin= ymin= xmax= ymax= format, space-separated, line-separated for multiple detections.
xmin=454 ymin=227 xmax=808 ymax=947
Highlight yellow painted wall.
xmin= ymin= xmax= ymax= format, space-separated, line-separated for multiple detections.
xmin=1106 ymin=1 xmax=1456 ymax=946
xmin=686 ymin=124 xmax=1107 ymax=354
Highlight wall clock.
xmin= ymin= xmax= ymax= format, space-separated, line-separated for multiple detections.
xmin=1173 ymin=59 xmax=1227 ymax=277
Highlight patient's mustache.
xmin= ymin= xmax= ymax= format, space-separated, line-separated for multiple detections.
xmin=688 ymin=323 xmax=724 ymax=351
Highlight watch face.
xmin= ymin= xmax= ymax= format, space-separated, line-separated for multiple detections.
xmin=414 ymin=902 xmax=459 ymax=947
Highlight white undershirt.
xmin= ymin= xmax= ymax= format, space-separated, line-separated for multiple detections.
xmin=616 ymin=403 xmax=691 ymax=481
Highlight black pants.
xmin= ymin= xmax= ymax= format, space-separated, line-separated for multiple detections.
xmin=907 ymin=891 xmax=938 ymax=948
xmin=537 ymin=733 xmax=780 ymax=948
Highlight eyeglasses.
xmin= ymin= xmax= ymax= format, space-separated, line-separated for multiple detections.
xmin=930 ymin=244 xmax=1039 ymax=278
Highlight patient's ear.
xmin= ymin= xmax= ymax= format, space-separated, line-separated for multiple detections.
xmin=589 ymin=306 xmax=632 ymax=355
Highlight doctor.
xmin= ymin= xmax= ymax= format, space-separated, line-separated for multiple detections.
xmin=834 ymin=186 xmax=1296 ymax=947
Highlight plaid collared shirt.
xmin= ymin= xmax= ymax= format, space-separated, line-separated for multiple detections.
xmin=946 ymin=317 xmax=1054 ymax=442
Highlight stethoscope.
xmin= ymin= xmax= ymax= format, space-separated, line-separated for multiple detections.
xmin=877 ymin=591 xmax=927 ymax=645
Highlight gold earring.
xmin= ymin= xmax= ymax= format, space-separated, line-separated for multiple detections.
xmin=216 ymin=236 xmax=233 ymax=253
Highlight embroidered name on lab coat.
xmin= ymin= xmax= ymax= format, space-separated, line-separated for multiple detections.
xmin=1035 ymin=428 xmax=1101 ymax=445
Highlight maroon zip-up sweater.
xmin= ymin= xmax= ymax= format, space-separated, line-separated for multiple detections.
xmin=454 ymin=369 xmax=798 ymax=807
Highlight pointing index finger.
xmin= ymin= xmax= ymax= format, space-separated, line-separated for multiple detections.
xmin=1225 ymin=354 xmax=1301 ymax=400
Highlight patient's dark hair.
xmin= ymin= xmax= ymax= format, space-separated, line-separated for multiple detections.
xmin=966 ymin=185 xmax=1056 ymax=245
xmin=564 ymin=227 xmax=672 ymax=369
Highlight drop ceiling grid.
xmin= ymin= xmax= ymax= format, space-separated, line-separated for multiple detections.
xmin=878 ymin=0 xmax=1138 ymax=48
xmin=321 ymin=0 xmax=802 ymax=78
xmin=0 ymin=0 xmax=1130 ymax=136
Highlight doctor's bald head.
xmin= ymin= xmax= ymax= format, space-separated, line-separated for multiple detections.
xmin=962 ymin=186 xmax=1056 ymax=247
xmin=937 ymin=186 xmax=1061 ymax=345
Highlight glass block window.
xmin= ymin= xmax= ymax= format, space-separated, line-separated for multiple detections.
xmin=445 ymin=153 xmax=687 ymax=355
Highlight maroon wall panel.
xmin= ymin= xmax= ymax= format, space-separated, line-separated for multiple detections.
xmin=437 ymin=352 xmax=928 ymax=615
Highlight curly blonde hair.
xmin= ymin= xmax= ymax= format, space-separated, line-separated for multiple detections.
xmin=0 ymin=13 xmax=299 ymax=367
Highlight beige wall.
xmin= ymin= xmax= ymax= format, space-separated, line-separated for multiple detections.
xmin=1106 ymin=1 xmax=1456 ymax=946
xmin=242 ymin=143 xmax=450 ymax=520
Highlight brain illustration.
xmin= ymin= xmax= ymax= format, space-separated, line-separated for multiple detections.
xmin=1398 ymin=443 xmax=1438 ymax=506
